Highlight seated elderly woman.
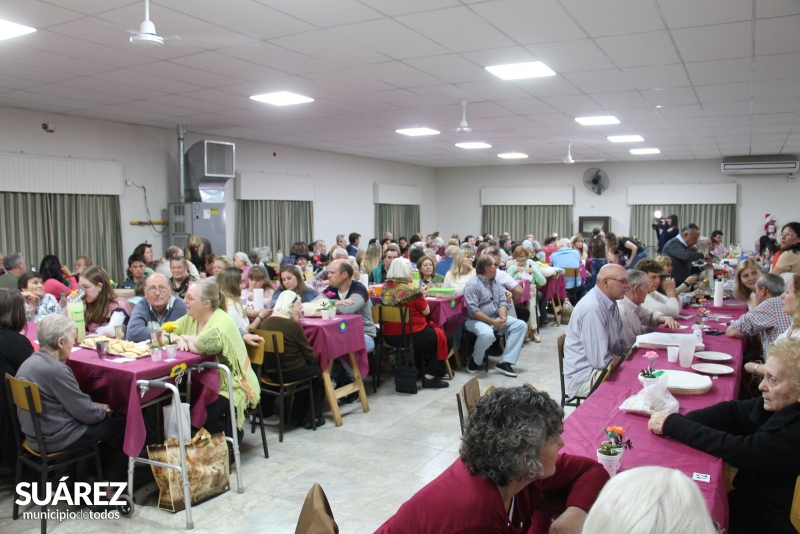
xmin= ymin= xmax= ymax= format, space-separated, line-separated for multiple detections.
xmin=734 ymin=258 xmax=764 ymax=310
xmin=169 ymin=256 xmax=194 ymax=298
xmin=507 ymin=245 xmax=548 ymax=333
xmin=80 ymin=266 xmax=132 ymax=337
xmin=258 ymin=290 xmax=325 ymax=429
xmin=0 ymin=289 xmax=35 ymax=472
xmin=376 ymin=387 xmax=609 ymax=532
xmin=416 ymin=255 xmax=443 ymax=287
xmin=232 ymin=251 xmax=252 ymax=284
xmin=772 ymin=222 xmax=800 ymax=276
xmin=649 ymin=337 xmax=800 ymax=533
xmin=173 ymin=280 xmax=261 ymax=436
xmin=381 ymin=258 xmax=453 ymax=389
xmin=583 ymin=466 xmax=717 ymax=534
xmin=18 ymin=272 xmax=58 ymax=322
xmin=655 ymin=255 xmax=698 ymax=295
xmin=15 ymin=314 xmax=127 ymax=482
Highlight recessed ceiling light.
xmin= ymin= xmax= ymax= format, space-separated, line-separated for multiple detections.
xmin=250 ymin=91 xmax=314 ymax=106
xmin=485 ymin=61 xmax=556 ymax=81
xmin=396 ymin=127 xmax=440 ymax=136
xmin=575 ymin=116 xmax=620 ymax=126
xmin=498 ymin=152 xmax=528 ymax=159
xmin=608 ymin=135 xmax=644 ymax=143
xmin=456 ymin=142 xmax=492 ymax=149
xmin=630 ymin=148 xmax=660 ymax=155
xmin=0 ymin=19 xmax=36 ymax=41
xmin=655 ymin=105 xmax=663 ymax=109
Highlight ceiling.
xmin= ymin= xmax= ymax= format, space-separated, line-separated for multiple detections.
xmin=1 ymin=0 xmax=799 ymax=167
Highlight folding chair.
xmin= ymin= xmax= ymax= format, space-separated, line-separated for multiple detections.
xmin=557 ymin=334 xmax=615 ymax=409
xmin=244 ymin=336 xmax=270 ymax=458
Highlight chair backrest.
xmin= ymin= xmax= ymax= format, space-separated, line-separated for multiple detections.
xmin=556 ymin=334 xmax=577 ymax=408
xmin=294 ymin=483 xmax=339 ymax=534
xmin=791 ymin=475 xmax=800 ymax=532
xmin=562 ymin=267 xmax=581 ymax=286
xmin=5 ymin=373 xmax=46 ymax=455
xmin=246 ymin=334 xmax=266 ymax=366
xmin=253 ymin=330 xmax=287 ymax=382
xmin=378 ymin=305 xmax=412 ymax=350
xmin=456 ymin=376 xmax=481 ymax=435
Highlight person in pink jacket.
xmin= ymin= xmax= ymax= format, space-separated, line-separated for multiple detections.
xmin=38 ymin=254 xmax=77 ymax=299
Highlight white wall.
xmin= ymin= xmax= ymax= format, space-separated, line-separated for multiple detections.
xmin=0 ymin=105 xmax=436 ymax=262
xmin=434 ymin=160 xmax=800 ymax=251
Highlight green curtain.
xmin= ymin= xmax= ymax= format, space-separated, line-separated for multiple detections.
xmin=375 ymin=204 xmax=420 ymax=241
xmin=237 ymin=200 xmax=314 ymax=256
xmin=630 ymin=204 xmax=737 ymax=251
xmin=0 ymin=192 xmax=124 ymax=283
xmin=482 ymin=205 xmax=572 ymax=240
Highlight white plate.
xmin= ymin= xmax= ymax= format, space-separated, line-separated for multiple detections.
xmin=695 ymin=351 xmax=733 ymax=362
xmin=692 ymin=363 xmax=734 ymax=375
xmin=639 ymin=370 xmax=712 ymax=394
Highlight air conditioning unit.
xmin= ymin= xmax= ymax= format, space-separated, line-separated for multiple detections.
xmin=721 ymin=156 xmax=799 ymax=175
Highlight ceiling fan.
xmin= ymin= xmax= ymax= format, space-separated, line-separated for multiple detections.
xmin=455 ymin=99 xmax=474 ymax=133
xmin=129 ymin=0 xmax=163 ymax=48
xmin=540 ymin=142 xmax=605 ymax=164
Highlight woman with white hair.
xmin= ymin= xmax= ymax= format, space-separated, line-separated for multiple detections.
xmin=381 ymin=258 xmax=452 ymax=389
xmin=583 ymin=466 xmax=717 ymax=534
xmin=259 ymin=290 xmax=325 ymax=429
xmin=232 ymin=251 xmax=252 ymax=286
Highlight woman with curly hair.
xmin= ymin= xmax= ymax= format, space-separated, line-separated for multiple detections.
xmin=376 ymin=386 xmax=609 ymax=532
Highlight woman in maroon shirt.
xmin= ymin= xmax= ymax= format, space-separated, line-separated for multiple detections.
xmin=380 ymin=258 xmax=452 ymax=389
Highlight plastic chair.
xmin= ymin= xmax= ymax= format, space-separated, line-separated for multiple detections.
xmin=252 ymin=330 xmax=317 ymax=442
xmin=5 ymin=373 xmax=105 ymax=533
xmin=244 ymin=337 xmax=270 ymax=458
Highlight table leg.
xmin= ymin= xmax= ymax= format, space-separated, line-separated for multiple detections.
xmin=348 ymin=352 xmax=370 ymax=414
xmin=321 ymin=366 xmax=343 ymax=427
xmin=321 ymin=353 xmax=371 ymax=427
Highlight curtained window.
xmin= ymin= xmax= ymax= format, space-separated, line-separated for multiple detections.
xmin=630 ymin=204 xmax=737 ymax=251
xmin=0 ymin=192 xmax=124 ymax=283
xmin=375 ymin=204 xmax=420 ymax=241
xmin=482 ymin=205 xmax=573 ymax=240
xmin=237 ymin=200 xmax=314 ymax=255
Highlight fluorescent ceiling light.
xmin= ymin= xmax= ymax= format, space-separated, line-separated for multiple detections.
xmin=250 ymin=91 xmax=314 ymax=106
xmin=456 ymin=142 xmax=492 ymax=149
xmin=575 ymin=116 xmax=620 ymax=126
xmin=485 ymin=61 xmax=556 ymax=80
xmin=607 ymin=135 xmax=643 ymax=143
xmin=497 ymin=152 xmax=528 ymax=159
xmin=630 ymin=148 xmax=660 ymax=155
xmin=396 ymin=127 xmax=440 ymax=136
xmin=0 ymin=19 xmax=36 ymax=41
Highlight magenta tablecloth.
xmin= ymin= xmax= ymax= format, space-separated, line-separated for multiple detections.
xmin=541 ymin=274 xmax=566 ymax=302
xmin=513 ymin=279 xmax=531 ymax=305
xmin=370 ymin=295 xmax=467 ymax=334
xmin=24 ymin=323 xmax=219 ymax=458
xmin=559 ymin=305 xmax=747 ymax=531
xmin=300 ymin=314 xmax=369 ymax=376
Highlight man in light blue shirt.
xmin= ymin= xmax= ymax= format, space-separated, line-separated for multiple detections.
xmin=463 ymin=256 xmax=527 ymax=377
xmin=563 ymin=264 xmax=631 ymax=398
xmin=550 ymin=238 xmax=587 ymax=302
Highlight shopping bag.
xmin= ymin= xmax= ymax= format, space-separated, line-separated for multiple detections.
xmin=162 ymin=402 xmax=191 ymax=441
xmin=147 ymin=428 xmax=230 ymax=512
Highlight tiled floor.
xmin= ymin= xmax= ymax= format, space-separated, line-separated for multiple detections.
xmin=0 ymin=323 xmax=572 ymax=533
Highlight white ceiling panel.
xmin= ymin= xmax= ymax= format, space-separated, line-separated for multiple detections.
xmin=0 ymin=1 xmax=795 ymax=166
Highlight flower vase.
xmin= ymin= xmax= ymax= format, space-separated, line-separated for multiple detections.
xmin=321 ymin=309 xmax=332 ymax=320
xmin=596 ymin=449 xmax=622 ymax=477
xmin=641 ymin=376 xmax=657 ymax=388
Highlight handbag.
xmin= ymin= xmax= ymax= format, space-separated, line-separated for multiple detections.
xmin=394 ymin=346 xmax=418 ymax=394
xmin=147 ymin=428 xmax=230 ymax=512
xmin=560 ymin=299 xmax=574 ymax=324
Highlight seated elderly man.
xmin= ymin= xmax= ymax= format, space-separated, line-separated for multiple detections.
xmin=127 ymin=273 xmax=187 ymax=342
xmin=369 ymin=244 xmax=400 ymax=284
xmin=564 ymin=264 xmax=631 ymax=398
xmin=376 ymin=386 xmax=609 ymax=533
xmin=618 ymin=270 xmax=680 ymax=348
xmin=550 ymin=238 xmax=587 ymax=303
xmin=0 ymin=252 xmax=26 ymax=290
xmin=635 ymin=258 xmax=682 ymax=317
xmin=727 ymin=273 xmax=792 ymax=357
xmin=436 ymin=245 xmax=458 ymax=276
xmin=464 ymin=256 xmax=527 ymax=377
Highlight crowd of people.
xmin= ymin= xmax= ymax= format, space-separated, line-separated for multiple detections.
xmin=1 ymin=219 xmax=799 ymax=531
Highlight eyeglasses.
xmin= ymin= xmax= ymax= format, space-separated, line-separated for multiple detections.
xmin=781 ymin=232 xmax=797 ymax=238
xmin=145 ymin=285 xmax=170 ymax=294
xmin=607 ymin=277 xmax=630 ymax=285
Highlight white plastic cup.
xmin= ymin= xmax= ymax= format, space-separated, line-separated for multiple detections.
xmin=667 ymin=346 xmax=679 ymax=363
xmin=678 ymin=337 xmax=695 ymax=368
xmin=164 ymin=344 xmax=178 ymax=362
xmin=329 ymin=307 xmax=337 ymax=318
xmin=150 ymin=347 xmax=162 ymax=362
xmin=321 ymin=309 xmax=332 ymax=320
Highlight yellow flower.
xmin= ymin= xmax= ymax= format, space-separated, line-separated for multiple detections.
xmin=161 ymin=322 xmax=178 ymax=333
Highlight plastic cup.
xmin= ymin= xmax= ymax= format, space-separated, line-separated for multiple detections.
xmin=678 ymin=337 xmax=695 ymax=368
xmin=150 ymin=347 xmax=162 ymax=362
xmin=96 ymin=340 xmax=110 ymax=360
xmin=667 ymin=346 xmax=679 ymax=363
xmin=321 ymin=309 xmax=332 ymax=320
xmin=329 ymin=307 xmax=337 ymax=318
xmin=164 ymin=344 xmax=178 ymax=362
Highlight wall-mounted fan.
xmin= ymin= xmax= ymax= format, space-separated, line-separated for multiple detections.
xmin=583 ymin=167 xmax=609 ymax=195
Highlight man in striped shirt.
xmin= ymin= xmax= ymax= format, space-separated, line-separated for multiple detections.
xmin=727 ymin=273 xmax=793 ymax=357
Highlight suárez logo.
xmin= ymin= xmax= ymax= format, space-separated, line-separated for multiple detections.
xmin=16 ymin=476 xmax=127 ymax=507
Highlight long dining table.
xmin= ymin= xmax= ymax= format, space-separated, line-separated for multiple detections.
xmin=558 ymin=303 xmax=748 ymax=531
xmin=24 ymin=323 xmax=219 ymax=458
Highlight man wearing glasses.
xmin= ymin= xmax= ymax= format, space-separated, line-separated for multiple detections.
xmin=126 ymin=273 xmax=187 ymax=342
xmin=563 ymin=264 xmax=632 ymax=398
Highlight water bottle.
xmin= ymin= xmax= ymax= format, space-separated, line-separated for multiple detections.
xmin=276 ymin=249 xmax=283 ymax=264
xmin=67 ymin=291 xmax=86 ymax=343
xmin=59 ymin=293 xmax=68 ymax=316
xmin=412 ymin=265 xmax=420 ymax=287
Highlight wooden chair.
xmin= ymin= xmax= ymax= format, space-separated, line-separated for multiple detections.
xmin=562 ymin=267 xmax=582 ymax=305
xmin=544 ymin=273 xmax=564 ymax=326
xmin=455 ymin=376 xmax=495 ymax=435
xmin=250 ymin=330 xmax=317 ymax=443
xmin=244 ymin=337 xmax=270 ymax=458
xmin=791 ymin=474 xmax=800 ymax=532
xmin=377 ymin=305 xmax=417 ymax=374
xmin=5 ymin=373 xmax=105 ymax=533
xmin=294 ymin=483 xmax=339 ymax=534
xmin=556 ymin=334 xmax=614 ymax=409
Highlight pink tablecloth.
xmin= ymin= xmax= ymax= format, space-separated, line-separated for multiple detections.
xmin=513 ymin=279 xmax=531 ymax=305
xmin=559 ymin=305 xmax=747 ymax=531
xmin=300 ymin=314 xmax=369 ymax=376
xmin=371 ymin=295 xmax=467 ymax=334
xmin=541 ymin=274 xmax=566 ymax=302
xmin=24 ymin=323 xmax=219 ymax=458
